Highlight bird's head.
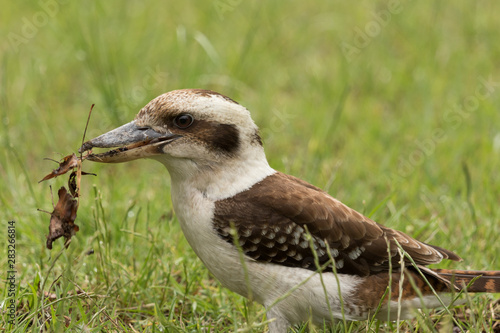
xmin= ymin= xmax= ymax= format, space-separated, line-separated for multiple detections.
xmin=80 ymin=89 xmax=272 ymax=191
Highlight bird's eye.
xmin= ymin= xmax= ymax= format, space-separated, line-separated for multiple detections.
xmin=173 ymin=114 xmax=194 ymax=129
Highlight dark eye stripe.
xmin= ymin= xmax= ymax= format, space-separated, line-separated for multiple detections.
xmin=211 ymin=123 xmax=240 ymax=155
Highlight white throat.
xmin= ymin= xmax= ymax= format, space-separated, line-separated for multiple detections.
xmin=158 ymin=144 xmax=276 ymax=201
xmin=157 ymin=143 xmax=277 ymax=299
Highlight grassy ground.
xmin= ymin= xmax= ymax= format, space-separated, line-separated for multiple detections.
xmin=1 ymin=1 xmax=500 ymax=331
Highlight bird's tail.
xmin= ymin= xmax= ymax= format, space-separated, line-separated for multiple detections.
xmin=432 ymin=269 xmax=500 ymax=293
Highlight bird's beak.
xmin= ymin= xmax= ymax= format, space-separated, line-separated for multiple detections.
xmin=78 ymin=121 xmax=181 ymax=163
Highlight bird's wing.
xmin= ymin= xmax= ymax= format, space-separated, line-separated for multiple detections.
xmin=213 ymin=172 xmax=460 ymax=276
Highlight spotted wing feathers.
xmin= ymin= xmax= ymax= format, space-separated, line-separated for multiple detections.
xmin=213 ymin=172 xmax=461 ymax=276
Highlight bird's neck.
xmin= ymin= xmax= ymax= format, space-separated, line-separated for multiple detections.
xmin=162 ymin=146 xmax=276 ymax=201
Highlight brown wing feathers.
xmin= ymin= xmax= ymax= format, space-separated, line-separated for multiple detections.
xmin=213 ymin=172 xmax=461 ymax=276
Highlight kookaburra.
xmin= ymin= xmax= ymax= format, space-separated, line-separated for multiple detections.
xmin=80 ymin=89 xmax=500 ymax=332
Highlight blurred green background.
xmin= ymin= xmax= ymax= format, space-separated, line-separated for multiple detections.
xmin=1 ymin=1 xmax=499 ymax=331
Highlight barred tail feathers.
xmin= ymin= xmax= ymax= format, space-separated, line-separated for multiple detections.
xmin=432 ymin=269 xmax=500 ymax=293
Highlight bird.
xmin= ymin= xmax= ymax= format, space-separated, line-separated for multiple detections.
xmin=79 ymin=89 xmax=500 ymax=332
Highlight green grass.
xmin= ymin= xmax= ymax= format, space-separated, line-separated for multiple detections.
xmin=1 ymin=0 xmax=499 ymax=331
